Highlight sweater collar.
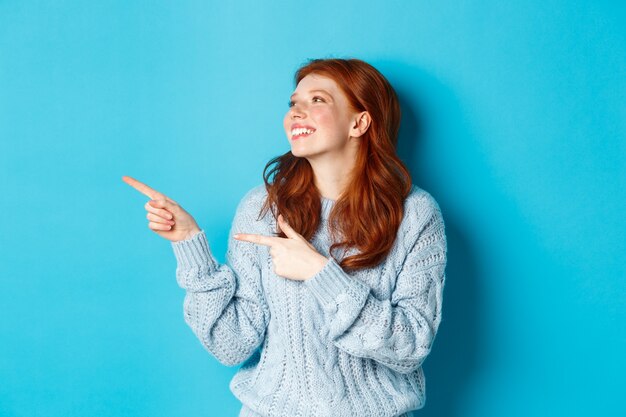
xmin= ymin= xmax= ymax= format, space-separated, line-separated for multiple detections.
xmin=320 ymin=196 xmax=335 ymax=219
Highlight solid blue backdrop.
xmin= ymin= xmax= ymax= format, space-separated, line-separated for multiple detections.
xmin=0 ymin=1 xmax=624 ymax=416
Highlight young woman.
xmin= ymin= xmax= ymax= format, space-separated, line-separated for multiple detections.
xmin=123 ymin=58 xmax=447 ymax=417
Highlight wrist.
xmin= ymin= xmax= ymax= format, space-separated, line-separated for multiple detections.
xmin=182 ymin=227 xmax=201 ymax=241
xmin=307 ymin=254 xmax=330 ymax=280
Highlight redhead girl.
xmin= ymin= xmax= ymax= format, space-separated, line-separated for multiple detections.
xmin=124 ymin=58 xmax=447 ymax=417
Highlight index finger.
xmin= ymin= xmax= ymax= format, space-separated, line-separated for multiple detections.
xmin=122 ymin=175 xmax=166 ymax=200
xmin=234 ymin=233 xmax=277 ymax=247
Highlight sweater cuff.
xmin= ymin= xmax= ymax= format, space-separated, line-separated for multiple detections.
xmin=305 ymin=256 xmax=370 ymax=313
xmin=170 ymin=229 xmax=218 ymax=271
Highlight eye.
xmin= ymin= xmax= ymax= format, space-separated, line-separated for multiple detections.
xmin=288 ymin=100 xmax=295 ymax=108
xmin=312 ymin=96 xmax=325 ymax=103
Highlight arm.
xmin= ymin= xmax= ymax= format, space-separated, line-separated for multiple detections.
xmin=171 ymin=197 xmax=270 ymax=367
xmin=304 ymin=196 xmax=447 ymax=374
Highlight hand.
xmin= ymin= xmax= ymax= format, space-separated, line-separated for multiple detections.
xmin=234 ymin=214 xmax=329 ymax=281
xmin=122 ymin=175 xmax=201 ymax=242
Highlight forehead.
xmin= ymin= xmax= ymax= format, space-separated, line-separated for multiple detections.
xmin=292 ymin=73 xmax=339 ymax=95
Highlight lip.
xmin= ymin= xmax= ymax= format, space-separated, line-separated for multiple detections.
xmin=292 ymin=131 xmax=315 ymax=140
xmin=291 ymin=123 xmax=315 ymax=130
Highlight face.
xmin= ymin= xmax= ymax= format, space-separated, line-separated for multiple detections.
xmin=283 ymin=73 xmax=367 ymax=160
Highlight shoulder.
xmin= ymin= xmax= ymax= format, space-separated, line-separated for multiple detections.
xmin=232 ymin=183 xmax=272 ymax=231
xmin=238 ymin=183 xmax=269 ymax=208
xmin=404 ymin=184 xmax=444 ymax=219
xmin=400 ymin=184 xmax=446 ymax=243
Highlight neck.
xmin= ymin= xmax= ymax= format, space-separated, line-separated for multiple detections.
xmin=306 ymin=145 xmax=358 ymax=200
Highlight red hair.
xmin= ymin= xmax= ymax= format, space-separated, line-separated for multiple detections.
xmin=259 ymin=58 xmax=412 ymax=272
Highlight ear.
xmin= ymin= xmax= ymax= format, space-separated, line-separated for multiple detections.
xmin=349 ymin=111 xmax=371 ymax=138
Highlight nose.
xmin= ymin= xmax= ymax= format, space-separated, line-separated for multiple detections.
xmin=289 ymin=104 xmax=306 ymax=119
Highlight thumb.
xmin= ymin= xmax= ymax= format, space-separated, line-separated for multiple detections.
xmin=278 ymin=214 xmax=303 ymax=240
xmin=149 ymin=198 xmax=177 ymax=212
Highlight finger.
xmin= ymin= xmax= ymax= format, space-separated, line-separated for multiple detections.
xmin=144 ymin=200 xmax=174 ymax=219
xmin=122 ymin=175 xmax=178 ymax=204
xmin=148 ymin=198 xmax=179 ymax=214
xmin=147 ymin=212 xmax=175 ymax=225
xmin=148 ymin=221 xmax=172 ymax=231
xmin=233 ymin=233 xmax=275 ymax=247
xmin=277 ymin=214 xmax=303 ymax=240
xmin=122 ymin=176 xmax=164 ymax=199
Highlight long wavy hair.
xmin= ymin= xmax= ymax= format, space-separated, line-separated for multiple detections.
xmin=259 ymin=58 xmax=412 ymax=272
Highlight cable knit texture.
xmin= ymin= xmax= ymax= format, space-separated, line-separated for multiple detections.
xmin=171 ymin=183 xmax=447 ymax=417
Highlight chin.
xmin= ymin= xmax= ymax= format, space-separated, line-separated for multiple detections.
xmin=289 ymin=143 xmax=307 ymax=157
xmin=290 ymin=148 xmax=307 ymax=158
xmin=289 ymin=140 xmax=329 ymax=159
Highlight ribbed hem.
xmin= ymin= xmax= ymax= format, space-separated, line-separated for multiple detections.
xmin=305 ymin=256 xmax=369 ymax=311
xmin=170 ymin=229 xmax=218 ymax=271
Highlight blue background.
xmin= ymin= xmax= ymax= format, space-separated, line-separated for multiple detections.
xmin=1 ymin=1 xmax=624 ymax=416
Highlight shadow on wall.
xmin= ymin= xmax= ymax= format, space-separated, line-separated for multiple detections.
xmin=381 ymin=60 xmax=485 ymax=417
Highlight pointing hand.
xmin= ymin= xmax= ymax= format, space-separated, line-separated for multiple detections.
xmin=234 ymin=214 xmax=329 ymax=281
xmin=122 ymin=175 xmax=201 ymax=242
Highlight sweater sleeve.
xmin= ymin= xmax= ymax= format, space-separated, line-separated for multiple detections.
xmin=170 ymin=198 xmax=270 ymax=367
xmin=303 ymin=196 xmax=447 ymax=374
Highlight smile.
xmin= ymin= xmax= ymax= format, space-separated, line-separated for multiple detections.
xmin=291 ymin=127 xmax=315 ymax=139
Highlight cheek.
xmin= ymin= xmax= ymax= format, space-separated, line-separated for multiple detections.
xmin=310 ymin=108 xmax=336 ymax=128
xmin=283 ymin=113 xmax=291 ymax=131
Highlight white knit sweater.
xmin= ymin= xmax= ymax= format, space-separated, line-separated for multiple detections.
xmin=171 ymin=183 xmax=447 ymax=417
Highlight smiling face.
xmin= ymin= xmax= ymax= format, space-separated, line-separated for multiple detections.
xmin=283 ymin=73 xmax=365 ymax=160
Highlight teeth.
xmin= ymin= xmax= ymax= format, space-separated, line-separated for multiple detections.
xmin=291 ymin=127 xmax=314 ymax=136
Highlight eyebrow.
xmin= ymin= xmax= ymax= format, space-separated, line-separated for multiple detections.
xmin=290 ymin=89 xmax=333 ymax=99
